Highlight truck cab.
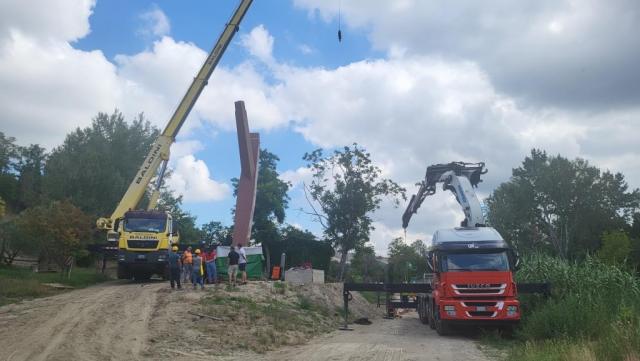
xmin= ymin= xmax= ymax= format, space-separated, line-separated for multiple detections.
xmin=115 ymin=210 xmax=178 ymax=280
xmin=417 ymin=227 xmax=520 ymax=335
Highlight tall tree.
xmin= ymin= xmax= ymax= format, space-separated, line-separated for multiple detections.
xmin=387 ymin=238 xmax=427 ymax=282
xmin=303 ymin=144 xmax=405 ymax=280
xmin=200 ymin=221 xmax=232 ymax=245
xmin=15 ymin=144 xmax=47 ymax=209
xmin=487 ymin=149 xmax=640 ymax=258
xmin=350 ymin=245 xmax=385 ymax=282
xmin=43 ymin=111 xmax=159 ymax=216
xmin=0 ymin=132 xmax=19 ymax=210
xmin=157 ymin=190 xmax=201 ymax=244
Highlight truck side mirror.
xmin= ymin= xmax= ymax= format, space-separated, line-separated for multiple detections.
xmin=510 ymin=249 xmax=521 ymax=271
xmin=425 ymin=252 xmax=434 ymax=272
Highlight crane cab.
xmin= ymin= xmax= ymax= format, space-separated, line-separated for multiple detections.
xmin=115 ymin=210 xmax=179 ymax=280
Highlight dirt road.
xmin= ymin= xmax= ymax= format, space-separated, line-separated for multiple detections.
xmin=259 ymin=313 xmax=491 ymax=361
xmin=0 ymin=280 xmax=160 ymax=361
xmin=0 ymin=282 xmax=493 ymax=361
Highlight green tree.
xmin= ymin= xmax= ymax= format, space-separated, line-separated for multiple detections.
xmin=15 ymin=144 xmax=47 ymax=209
xmin=0 ymin=132 xmax=20 ymax=210
xmin=350 ymin=245 xmax=385 ymax=282
xmin=303 ymin=144 xmax=406 ymax=280
xmin=14 ymin=201 xmax=92 ymax=271
xmin=200 ymin=221 xmax=232 ymax=245
xmin=597 ymin=230 xmax=631 ymax=265
xmin=157 ymin=190 xmax=201 ymax=244
xmin=487 ymin=149 xmax=639 ymax=258
xmin=267 ymin=225 xmax=334 ymax=271
xmin=387 ymin=238 xmax=427 ymax=282
xmin=43 ymin=111 xmax=159 ymax=216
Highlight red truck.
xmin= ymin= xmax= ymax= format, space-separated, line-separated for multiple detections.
xmin=403 ymin=162 xmax=521 ymax=335
xmin=416 ymin=227 xmax=520 ymax=335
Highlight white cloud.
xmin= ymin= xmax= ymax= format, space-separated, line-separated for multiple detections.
xmin=0 ymin=0 xmax=94 ymax=42
xmin=240 ymin=24 xmax=274 ymax=64
xmin=293 ymin=0 xmax=640 ymax=109
xmin=170 ymin=140 xmax=204 ymax=159
xmin=298 ymin=44 xmax=314 ymax=55
xmin=279 ymin=167 xmax=312 ymax=188
xmin=368 ymin=222 xmax=428 ymax=256
xmin=165 ymin=155 xmax=230 ymax=203
xmin=138 ymin=5 xmax=170 ymax=38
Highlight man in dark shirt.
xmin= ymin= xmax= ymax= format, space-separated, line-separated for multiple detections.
xmin=228 ymin=246 xmax=240 ymax=287
xmin=168 ymin=245 xmax=182 ymax=289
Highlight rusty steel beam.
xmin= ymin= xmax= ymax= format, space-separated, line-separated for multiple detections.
xmin=231 ymin=101 xmax=260 ymax=247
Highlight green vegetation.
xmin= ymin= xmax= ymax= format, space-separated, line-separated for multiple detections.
xmin=487 ymin=149 xmax=639 ymax=259
xmin=303 ymin=144 xmax=406 ymax=280
xmin=0 ymin=266 xmax=110 ymax=306
xmin=199 ymin=289 xmax=336 ymax=353
xmin=494 ymin=254 xmax=640 ymax=361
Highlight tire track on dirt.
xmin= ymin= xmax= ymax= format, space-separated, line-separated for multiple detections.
xmin=0 ymin=281 xmax=162 ymax=361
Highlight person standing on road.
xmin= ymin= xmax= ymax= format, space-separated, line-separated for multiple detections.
xmin=192 ymin=249 xmax=204 ymax=290
xmin=238 ymin=245 xmax=248 ymax=285
xmin=168 ymin=246 xmax=182 ymax=290
xmin=228 ymin=246 xmax=240 ymax=287
xmin=181 ymin=246 xmax=193 ymax=283
xmin=203 ymin=245 xmax=217 ymax=284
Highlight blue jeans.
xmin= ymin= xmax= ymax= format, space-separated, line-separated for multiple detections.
xmin=192 ymin=271 xmax=204 ymax=288
xmin=206 ymin=262 xmax=217 ymax=283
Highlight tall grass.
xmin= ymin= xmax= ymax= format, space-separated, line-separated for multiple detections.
xmin=505 ymin=254 xmax=640 ymax=361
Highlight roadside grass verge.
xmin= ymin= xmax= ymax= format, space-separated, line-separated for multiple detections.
xmin=488 ymin=254 xmax=640 ymax=361
xmin=0 ymin=266 xmax=110 ymax=306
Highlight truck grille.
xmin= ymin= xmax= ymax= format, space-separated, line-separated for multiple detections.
xmin=127 ymin=240 xmax=159 ymax=249
xmin=462 ymin=301 xmax=497 ymax=307
xmin=468 ymin=311 xmax=496 ymax=317
xmin=452 ymin=284 xmax=506 ymax=295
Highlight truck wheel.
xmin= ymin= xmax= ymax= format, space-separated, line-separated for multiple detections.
xmin=435 ymin=306 xmax=451 ymax=336
xmin=117 ymin=265 xmax=130 ymax=280
xmin=428 ymin=301 xmax=436 ymax=330
xmin=419 ymin=298 xmax=429 ymax=324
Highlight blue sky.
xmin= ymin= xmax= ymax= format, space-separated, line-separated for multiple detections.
xmin=2 ymin=0 xmax=639 ymax=254
xmin=74 ymin=0 xmax=378 ymax=234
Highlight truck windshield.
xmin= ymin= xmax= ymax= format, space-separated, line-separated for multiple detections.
xmin=123 ymin=218 xmax=166 ymax=233
xmin=440 ymin=251 xmax=510 ymax=272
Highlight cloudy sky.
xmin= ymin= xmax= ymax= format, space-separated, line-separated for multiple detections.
xmin=1 ymin=0 xmax=639 ymax=254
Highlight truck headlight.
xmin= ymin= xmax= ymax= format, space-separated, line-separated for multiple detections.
xmin=444 ymin=305 xmax=456 ymax=316
xmin=507 ymin=305 xmax=518 ymax=316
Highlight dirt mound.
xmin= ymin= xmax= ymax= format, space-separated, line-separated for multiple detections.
xmin=148 ymin=281 xmax=379 ymax=358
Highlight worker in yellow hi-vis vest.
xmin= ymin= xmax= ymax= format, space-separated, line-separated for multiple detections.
xmin=191 ymin=249 xmax=204 ymax=290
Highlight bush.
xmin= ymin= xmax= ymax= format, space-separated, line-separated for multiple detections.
xmin=506 ymin=253 xmax=640 ymax=361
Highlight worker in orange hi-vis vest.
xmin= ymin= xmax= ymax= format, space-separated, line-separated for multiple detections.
xmin=181 ymin=246 xmax=193 ymax=283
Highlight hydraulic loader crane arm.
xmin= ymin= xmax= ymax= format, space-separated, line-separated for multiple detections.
xmin=402 ymin=161 xmax=488 ymax=229
xmin=97 ymin=0 xmax=253 ymax=230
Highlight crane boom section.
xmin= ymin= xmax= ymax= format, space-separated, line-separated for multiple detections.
xmin=402 ymin=162 xmax=487 ymax=229
xmin=163 ymin=0 xmax=253 ymax=138
xmin=96 ymin=0 xmax=253 ymax=230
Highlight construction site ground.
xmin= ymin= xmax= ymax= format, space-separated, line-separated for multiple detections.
xmin=0 ymin=280 xmax=492 ymax=361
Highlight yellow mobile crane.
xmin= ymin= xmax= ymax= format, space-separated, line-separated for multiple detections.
xmin=96 ymin=0 xmax=253 ymax=280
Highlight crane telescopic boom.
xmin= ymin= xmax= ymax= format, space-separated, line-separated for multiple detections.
xmin=97 ymin=0 xmax=253 ymax=231
xmin=402 ymin=161 xmax=488 ymax=229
